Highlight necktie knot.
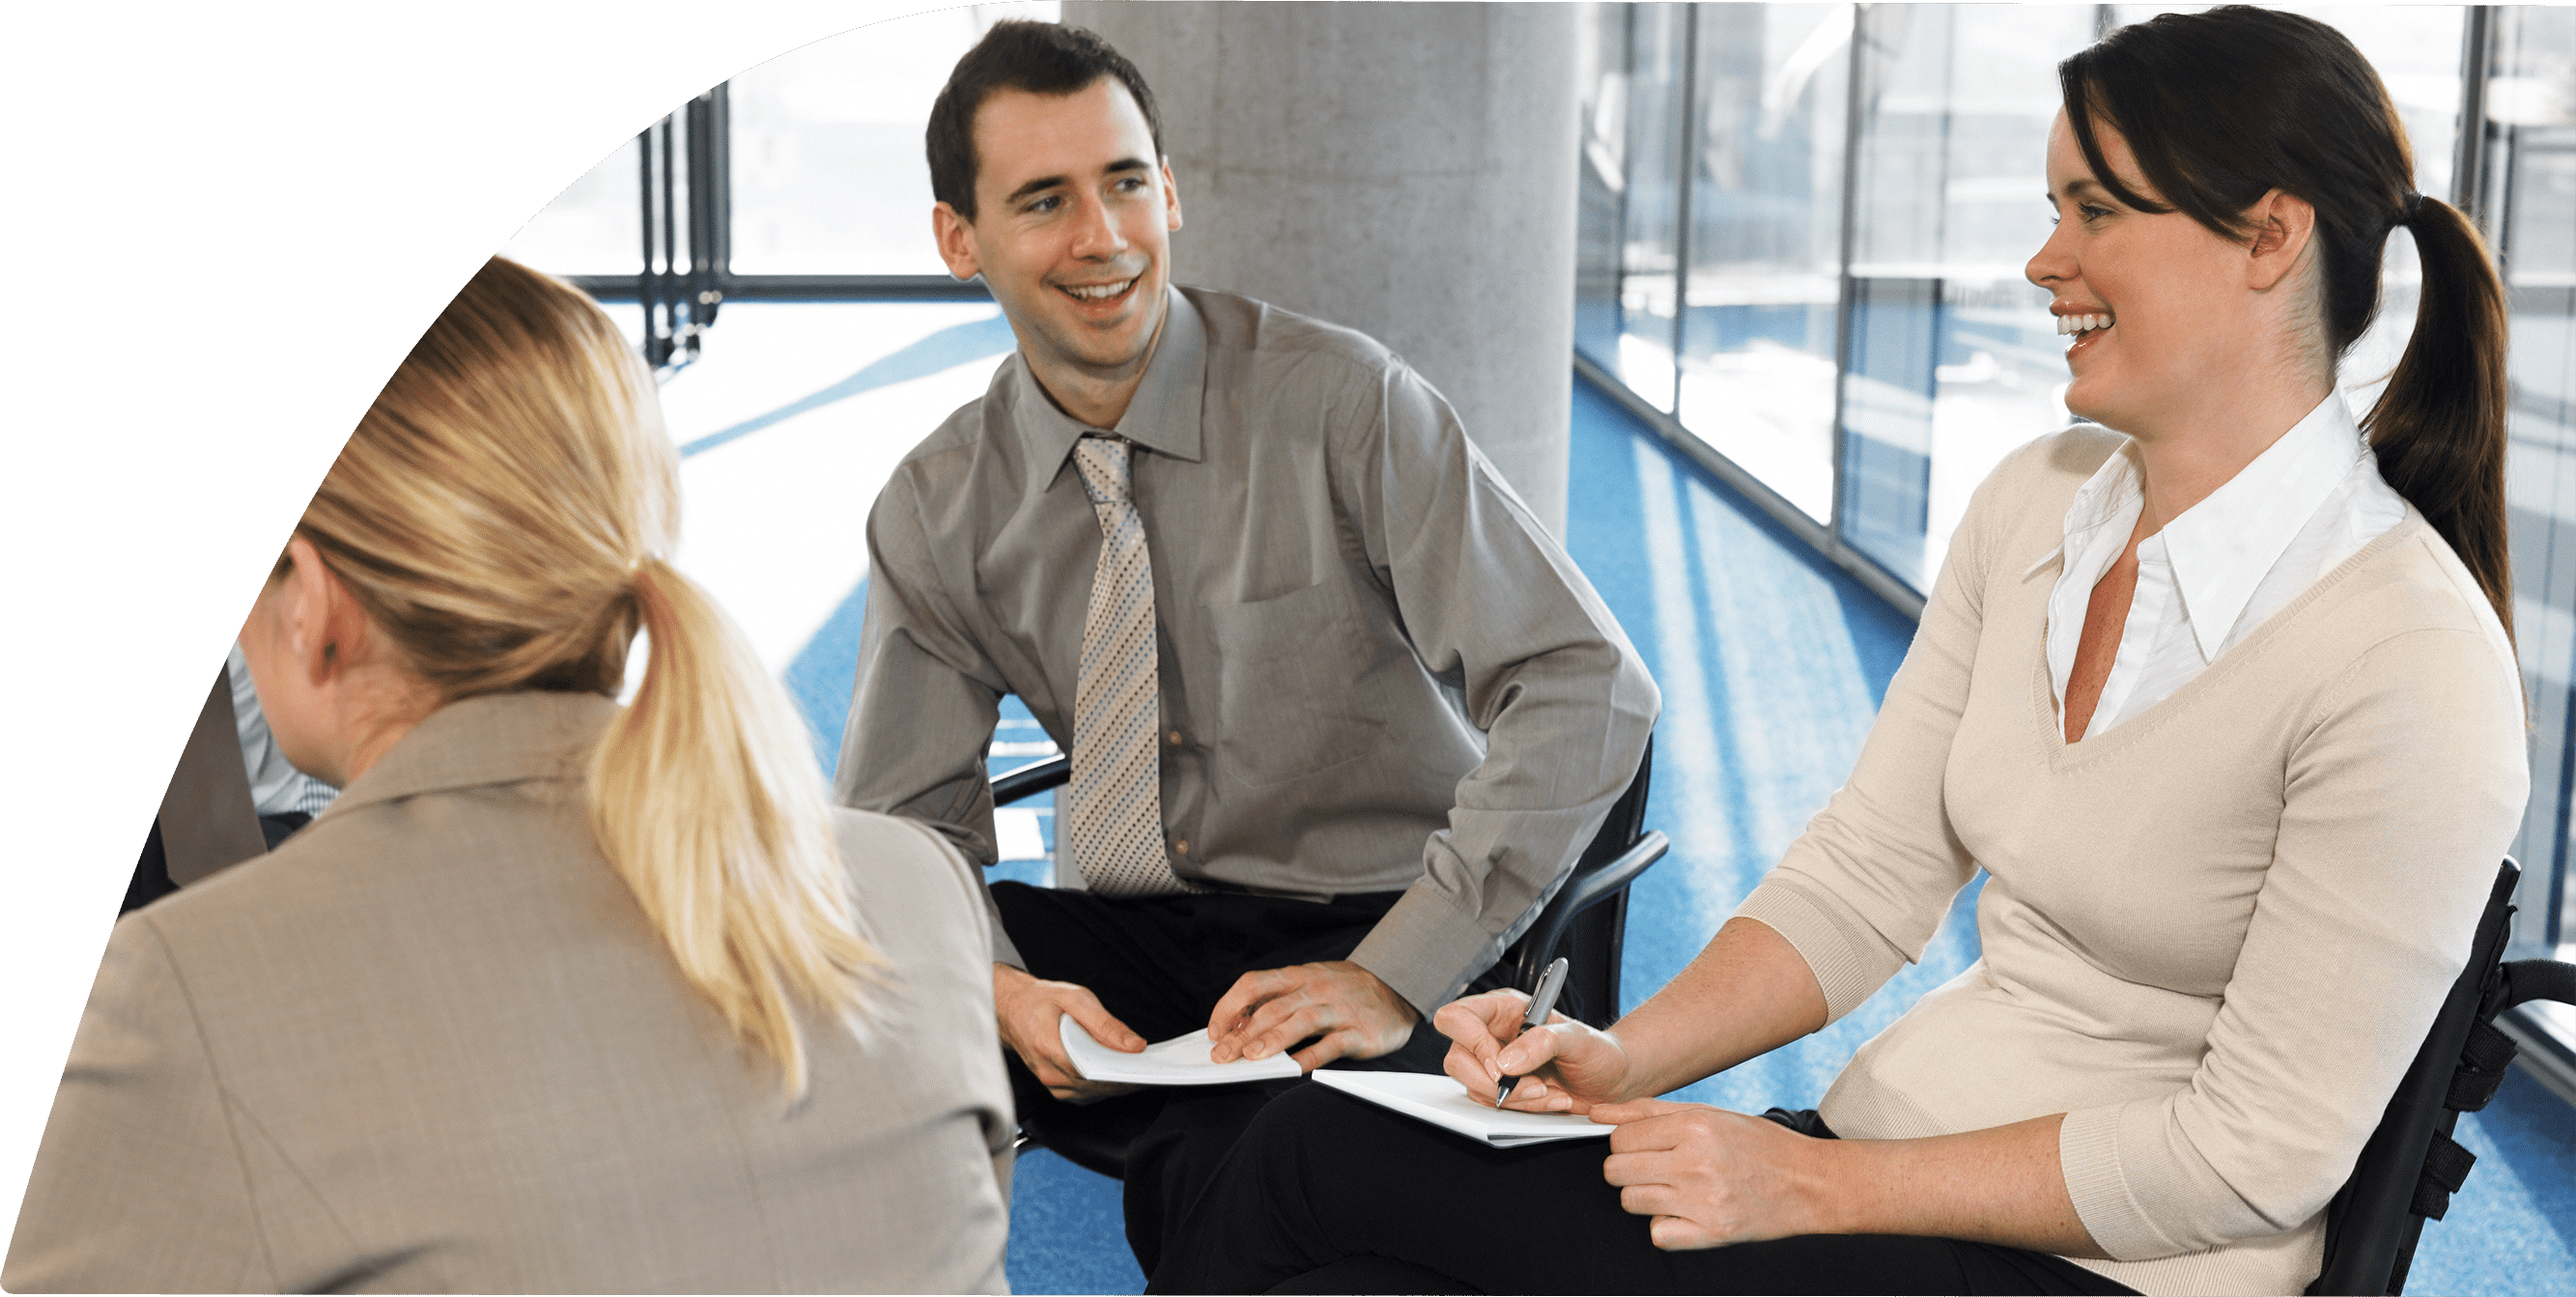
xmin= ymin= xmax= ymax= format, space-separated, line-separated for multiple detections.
xmin=1073 ymin=436 xmax=1133 ymax=507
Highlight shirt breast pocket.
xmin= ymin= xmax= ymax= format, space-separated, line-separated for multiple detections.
xmin=1202 ymin=580 xmax=1384 ymax=789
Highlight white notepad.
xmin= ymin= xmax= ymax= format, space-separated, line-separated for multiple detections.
xmin=1309 ymin=1069 xmax=1614 ymax=1147
xmin=1059 ymin=1018 xmax=1303 ymax=1086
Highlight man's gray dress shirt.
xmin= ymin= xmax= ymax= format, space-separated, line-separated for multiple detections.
xmin=835 ymin=287 xmax=1659 ymax=1011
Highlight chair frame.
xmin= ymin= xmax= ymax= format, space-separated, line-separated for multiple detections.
xmin=2307 ymin=858 xmax=2576 ymax=1295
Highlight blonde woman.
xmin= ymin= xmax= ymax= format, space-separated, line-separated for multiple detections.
xmin=4 ymin=257 xmax=1011 ymax=1293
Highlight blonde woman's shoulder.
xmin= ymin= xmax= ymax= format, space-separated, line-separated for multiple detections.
xmin=830 ymin=807 xmax=989 ymax=947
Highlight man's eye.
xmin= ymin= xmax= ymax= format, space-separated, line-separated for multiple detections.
xmin=1027 ymin=195 xmax=1062 ymax=213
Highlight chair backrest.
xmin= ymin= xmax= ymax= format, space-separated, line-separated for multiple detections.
xmin=2307 ymin=859 xmax=2522 ymax=1296
xmin=1511 ymin=738 xmax=1654 ymax=1029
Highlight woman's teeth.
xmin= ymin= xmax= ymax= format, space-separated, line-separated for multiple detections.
xmin=2056 ymin=313 xmax=2114 ymax=336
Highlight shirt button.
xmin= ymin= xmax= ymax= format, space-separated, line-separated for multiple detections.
xmin=1175 ymin=840 xmax=1189 ymax=855
xmin=1169 ymin=730 xmax=1183 ymax=746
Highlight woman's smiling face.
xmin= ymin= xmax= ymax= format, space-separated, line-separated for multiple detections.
xmin=2026 ymin=111 xmax=2269 ymax=439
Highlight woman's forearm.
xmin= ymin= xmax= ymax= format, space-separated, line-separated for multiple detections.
xmin=1809 ymin=1114 xmax=2107 ymax=1258
xmin=1608 ymin=916 xmax=1830 ymax=1098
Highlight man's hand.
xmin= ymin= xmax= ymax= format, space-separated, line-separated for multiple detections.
xmin=1205 ymin=960 xmax=1418 ymax=1070
xmin=993 ymin=964 xmax=1145 ymax=1102
xmin=1435 ymin=986 xmax=1640 ymax=1113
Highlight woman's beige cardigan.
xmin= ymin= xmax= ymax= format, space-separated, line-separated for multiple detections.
xmin=1738 ymin=427 xmax=2528 ymax=1296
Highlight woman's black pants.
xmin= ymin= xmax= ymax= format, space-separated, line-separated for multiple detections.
xmin=1149 ymin=1084 xmax=2137 ymax=1295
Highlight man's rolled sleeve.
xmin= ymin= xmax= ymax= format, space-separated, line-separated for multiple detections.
xmin=1336 ymin=361 xmax=1660 ymax=1009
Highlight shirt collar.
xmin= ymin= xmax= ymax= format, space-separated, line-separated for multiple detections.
xmin=1009 ymin=285 xmax=1208 ymax=485
xmin=325 ymin=691 xmax=618 ymax=817
xmin=2161 ymin=393 xmax=2366 ymax=663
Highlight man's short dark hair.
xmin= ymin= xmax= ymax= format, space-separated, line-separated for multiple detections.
xmin=926 ymin=20 xmax=1165 ymax=222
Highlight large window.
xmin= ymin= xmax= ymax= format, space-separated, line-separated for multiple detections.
xmin=1579 ymin=2 xmax=2576 ymax=1059
xmin=1680 ymin=4 xmax=1851 ymax=524
xmin=2487 ymin=9 xmax=2576 ymax=984
xmin=497 ymin=3 xmax=1057 ymax=372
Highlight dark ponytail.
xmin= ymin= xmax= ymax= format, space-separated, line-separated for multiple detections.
xmin=2370 ymin=197 xmax=2513 ymax=639
xmin=2062 ymin=6 xmax=2513 ymax=640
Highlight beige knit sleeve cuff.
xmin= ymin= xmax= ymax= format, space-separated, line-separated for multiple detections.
xmin=2060 ymin=1101 xmax=2178 ymax=1261
xmin=1732 ymin=873 xmax=1910 ymax=1024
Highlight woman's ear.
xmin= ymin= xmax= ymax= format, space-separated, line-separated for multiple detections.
xmin=281 ymin=535 xmax=368 ymax=688
xmin=2245 ymin=188 xmax=2318 ymax=292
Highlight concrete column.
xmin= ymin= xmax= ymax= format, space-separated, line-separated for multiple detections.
xmin=1063 ymin=1 xmax=1580 ymax=533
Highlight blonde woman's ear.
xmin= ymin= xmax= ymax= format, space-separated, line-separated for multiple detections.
xmin=282 ymin=535 xmax=374 ymax=687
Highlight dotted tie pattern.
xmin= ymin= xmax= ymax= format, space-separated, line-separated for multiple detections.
xmin=1067 ymin=437 xmax=1203 ymax=897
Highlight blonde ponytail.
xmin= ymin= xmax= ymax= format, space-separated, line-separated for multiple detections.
xmin=298 ymin=256 xmax=880 ymax=1094
xmin=592 ymin=558 xmax=884 ymax=1096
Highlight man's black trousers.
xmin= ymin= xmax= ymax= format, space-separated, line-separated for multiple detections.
xmin=990 ymin=880 xmax=1512 ymax=1274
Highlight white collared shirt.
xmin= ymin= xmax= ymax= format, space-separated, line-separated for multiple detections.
xmin=2039 ymin=396 xmax=2410 ymax=740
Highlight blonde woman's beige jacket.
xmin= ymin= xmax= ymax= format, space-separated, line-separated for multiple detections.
xmin=4 ymin=691 xmax=1013 ymax=1293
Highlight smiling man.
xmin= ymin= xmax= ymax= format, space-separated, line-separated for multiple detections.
xmin=833 ymin=20 xmax=1657 ymax=1269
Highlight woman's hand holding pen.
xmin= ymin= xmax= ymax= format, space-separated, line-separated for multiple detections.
xmin=1433 ymin=988 xmax=1638 ymax=1113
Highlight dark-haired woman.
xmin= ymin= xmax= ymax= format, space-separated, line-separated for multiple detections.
xmin=1149 ymin=10 xmax=2525 ymax=1295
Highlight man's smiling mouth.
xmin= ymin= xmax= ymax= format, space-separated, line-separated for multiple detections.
xmin=1060 ymin=277 xmax=1138 ymax=302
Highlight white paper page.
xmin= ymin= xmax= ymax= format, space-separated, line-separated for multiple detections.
xmin=1309 ymin=1069 xmax=1613 ymax=1147
xmin=1059 ymin=1017 xmax=1303 ymax=1086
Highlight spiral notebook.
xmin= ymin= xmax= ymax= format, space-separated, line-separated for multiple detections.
xmin=1308 ymin=1069 xmax=1613 ymax=1147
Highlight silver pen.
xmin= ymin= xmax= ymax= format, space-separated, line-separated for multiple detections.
xmin=1495 ymin=956 xmax=1571 ymax=1107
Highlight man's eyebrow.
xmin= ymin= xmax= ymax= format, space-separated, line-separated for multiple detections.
xmin=1005 ymin=173 xmax=1071 ymax=207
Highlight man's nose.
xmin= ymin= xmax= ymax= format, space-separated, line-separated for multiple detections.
xmin=1068 ymin=191 xmax=1127 ymax=260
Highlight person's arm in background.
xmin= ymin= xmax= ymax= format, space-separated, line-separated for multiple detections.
xmin=835 ymin=466 xmax=1145 ymax=1098
xmin=1210 ymin=358 xmax=1659 ymax=1067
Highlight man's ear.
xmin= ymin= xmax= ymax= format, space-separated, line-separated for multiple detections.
xmin=1162 ymin=157 xmax=1183 ymax=233
xmin=2245 ymin=188 xmax=2316 ymax=292
xmin=932 ymin=202 xmax=982 ymax=282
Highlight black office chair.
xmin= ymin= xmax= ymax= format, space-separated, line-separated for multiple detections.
xmin=994 ymin=738 xmax=1668 ymax=1179
xmin=2307 ymin=858 xmax=2576 ymax=1296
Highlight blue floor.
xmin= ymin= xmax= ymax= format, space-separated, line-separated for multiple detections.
xmin=788 ymin=363 xmax=2576 ymax=1293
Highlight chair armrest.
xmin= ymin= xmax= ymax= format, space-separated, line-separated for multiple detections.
xmin=1514 ymin=832 xmax=1669 ymax=994
xmin=992 ymin=754 xmax=1070 ymax=805
xmin=2500 ymin=959 xmax=2576 ymax=1014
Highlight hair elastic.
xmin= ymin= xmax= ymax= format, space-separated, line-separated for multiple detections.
xmin=2400 ymin=190 xmax=2426 ymax=225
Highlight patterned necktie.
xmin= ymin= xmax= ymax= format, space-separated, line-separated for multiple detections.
xmin=1067 ymin=437 xmax=1200 ymax=897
